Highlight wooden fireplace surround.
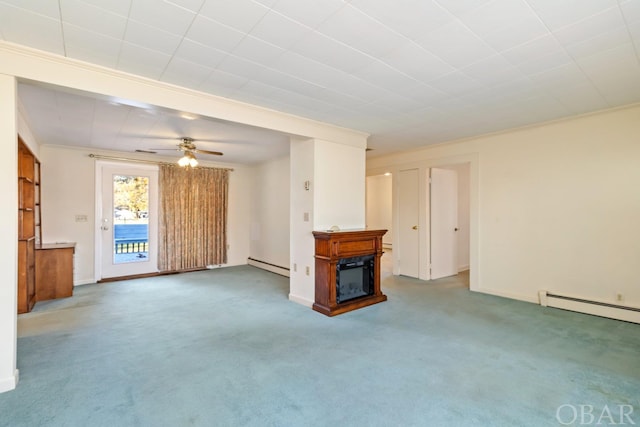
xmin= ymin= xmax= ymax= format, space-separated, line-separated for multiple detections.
xmin=312 ymin=229 xmax=387 ymax=316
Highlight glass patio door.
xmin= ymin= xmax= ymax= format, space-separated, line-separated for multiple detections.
xmin=98 ymin=162 xmax=158 ymax=279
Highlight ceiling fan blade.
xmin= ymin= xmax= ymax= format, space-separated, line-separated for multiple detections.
xmin=193 ymin=148 xmax=223 ymax=156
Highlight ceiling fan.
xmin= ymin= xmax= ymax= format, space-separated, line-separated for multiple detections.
xmin=146 ymin=137 xmax=223 ymax=167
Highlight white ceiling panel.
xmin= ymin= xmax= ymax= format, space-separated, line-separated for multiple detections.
xmin=185 ymin=15 xmax=246 ymax=52
xmin=124 ymin=20 xmax=183 ymax=55
xmin=248 ymin=10 xmax=312 ymax=50
xmin=63 ymin=24 xmax=121 ymax=68
xmin=60 ymin=0 xmax=127 ymax=39
xmin=348 ymin=0 xmax=455 ymax=41
xmin=8 ymin=0 xmax=640 ymax=162
xmin=416 ymin=20 xmax=497 ymax=69
xmin=198 ymin=0 xmax=269 ymax=33
xmin=117 ymin=43 xmax=172 ymax=80
xmin=0 ymin=4 xmax=64 ymax=55
xmin=128 ymin=0 xmax=195 ymax=36
xmin=316 ymin=5 xmax=408 ymax=58
xmin=268 ymin=0 xmax=346 ymax=29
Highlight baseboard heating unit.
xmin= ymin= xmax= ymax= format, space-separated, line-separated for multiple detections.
xmin=247 ymin=258 xmax=290 ymax=277
xmin=539 ymin=291 xmax=640 ymax=324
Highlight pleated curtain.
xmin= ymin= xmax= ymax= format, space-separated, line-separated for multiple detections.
xmin=158 ymin=164 xmax=229 ymax=271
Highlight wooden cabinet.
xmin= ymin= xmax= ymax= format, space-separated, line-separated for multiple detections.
xmin=17 ymin=138 xmax=38 ymax=313
xmin=36 ymin=243 xmax=75 ymax=301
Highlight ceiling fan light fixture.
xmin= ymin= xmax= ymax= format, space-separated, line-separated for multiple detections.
xmin=178 ymin=151 xmax=198 ymax=167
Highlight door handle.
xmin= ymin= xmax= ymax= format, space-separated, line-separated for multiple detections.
xmin=101 ymin=225 xmax=109 ymax=231
xmin=412 ymin=225 xmax=418 ymax=230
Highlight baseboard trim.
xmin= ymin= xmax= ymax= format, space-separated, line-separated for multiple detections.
xmin=458 ymin=265 xmax=470 ymax=272
xmin=289 ymin=293 xmax=314 ymax=308
xmin=540 ymin=291 xmax=640 ymax=324
xmin=0 ymin=369 xmax=19 ymax=393
xmin=472 ymin=287 xmax=539 ymax=304
xmin=247 ymin=258 xmax=290 ymax=277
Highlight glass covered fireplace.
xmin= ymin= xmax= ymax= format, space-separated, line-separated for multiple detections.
xmin=336 ymin=255 xmax=374 ymax=303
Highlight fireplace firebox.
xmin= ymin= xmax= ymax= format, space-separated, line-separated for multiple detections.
xmin=312 ymin=229 xmax=387 ymax=316
xmin=336 ymin=255 xmax=374 ymax=303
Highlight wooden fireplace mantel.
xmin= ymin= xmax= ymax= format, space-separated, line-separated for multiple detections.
xmin=312 ymin=229 xmax=387 ymax=316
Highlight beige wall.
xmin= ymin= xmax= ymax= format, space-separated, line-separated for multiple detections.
xmin=368 ymin=104 xmax=640 ymax=307
xmin=40 ymin=145 xmax=254 ymax=284
xmin=250 ymin=155 xmax=290 ymax=270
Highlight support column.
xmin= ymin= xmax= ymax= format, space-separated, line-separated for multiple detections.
xmin=0 ymin=73 xmax=19 ymax=393
xmin=289 ymin=137 xmax=366 ymax=307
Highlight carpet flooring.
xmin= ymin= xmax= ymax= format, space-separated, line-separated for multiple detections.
xmin=1 ymin=264 xmax=638 ymax=426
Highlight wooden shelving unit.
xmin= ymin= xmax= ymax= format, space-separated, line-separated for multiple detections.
xmin=17 ymin=137 xmax=38 ymax=314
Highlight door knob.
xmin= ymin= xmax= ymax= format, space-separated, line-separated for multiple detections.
xmin=455 ymin=228 xmax=459 ymax=231
xmin=412 ymin=225 xmax=418 ymax=230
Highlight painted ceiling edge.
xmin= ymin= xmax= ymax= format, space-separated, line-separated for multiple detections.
xmin=0 ymin=41 xmax=369 ymax=149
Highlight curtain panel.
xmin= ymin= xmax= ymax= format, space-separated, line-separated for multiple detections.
xmin=158 ymin=164 xmax=229 ymax=271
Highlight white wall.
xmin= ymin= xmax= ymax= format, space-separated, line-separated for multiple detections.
xmin=250 ymin=155 xmax=290 ymax=269
xmin=366 ymin=174 xmax=393 ymax=246
xmin=0 ymin=74 xmax=18 ymax=393
xmin=314 ymin=140 xmax=366 ymax=231
xmin=40 ymin=145 xmax=254 ymax=284
xmin=368 ymin=104 xmax=640 ymax=308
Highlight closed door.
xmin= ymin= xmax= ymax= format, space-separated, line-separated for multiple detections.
xmin=99 ymin=163 xmax=158 ymax=279
xmin=398 ymin=168 xmax=420 ymax=278
xmin=430 ymin=168 xmax=458 ymax=279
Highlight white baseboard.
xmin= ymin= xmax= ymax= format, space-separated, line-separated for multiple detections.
xmin=247 ymin=258 xmax=290 ymax=277
xmin=289 ymin=293 xmax=314 ymax=308
xmin=0 ymin=369 xmax=19 ymax=393
xmin=540 ymin=291 xmax=640 ymax=324
xmin=473 ymin=287 xmax=539 ymax=304
xmin=458 ymin=265 xmax=470 ymax=272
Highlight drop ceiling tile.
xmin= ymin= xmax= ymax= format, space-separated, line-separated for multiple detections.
xmin=458 ymin=0 xmax=535 ymax=38
xmin=254 ymin=68 xmax=325 ymax=98
xmin=552 ymin=6 xmax=627 ymax=46
xmin=185 ymin=15 xmax=246 ymax=52
xmin=216 ymin=55 xmax=267 ymax=80
xmin=526 ymin=0 xmax=619 ymax=31
xmin=80 ymin=0 xmax=131 ymax=17
xmin=60 ymin=0 xmax=127 ymax=39
xmin=575 ymin=42 xmax=639 ymax=81
xmin=269 ymin=0 xmax=346 ymax=29
xmin=435 ymin=0 xmax=492 ymax=17
xmin=129 ymin=0 xmax=195 ymax=36
xmin=124 ymin=20 xmax=183 ymax=55
xmin=380 ymin=41 xmax=456 ymax=82
xmin=416 ymin=20 xmax=496 ymax=69
xmin=0 ymin=0 xmax=60 ymax=19
xmin=316 ymin=5 xmax=408 ymax=58
xmin=461 ymin=54 xmax=525 ymax=86
xmin=551 ymin=84 xmax=610 ymax=114
xmin=199 ymin=0 xmax=269 ymax=33
xmin=290 ymin=31 xmax=375 ymax=73
xmin=198 ymin=69 xmax=250 ymax=95
xmin=0 ymin=5 xmax=64 ymax=55
xmin=173 ymin=39 xmax=227 ymax=69
xmin=63 ymin=24 xmax=121 ymax=68
xmin=117 ymin=43 xmax=172 ymax=80
xmin=427 ymin=71 xmax=485 ymax=96
xmin=161 ymin=57 xmax=212 ymax=89
xmin=163 ymin=0 xmax=205 ymax=13
xmin=568 ymin=26 xmax=632 ymax=59
xmin=620 ymin=0 xmax=640 ymax=23
xmin=249 ymin=10 xmax=312 ymax=50
xmin=502 ymin=34 xmax=564 ymax=65
xmin=348 ymin=0 xmax=455 ymax=41
xmin=527 ymin=62 xmax=591 ymax=89
xmin=513 ymin=50 xmax=574 ymax=76
xmin=353 ymin=60 xmax=422 ymax=94
xmin=234 ymin=80 xmax=280 ymax=98
xmin=231 ymin=36 xmax=286 ymax=67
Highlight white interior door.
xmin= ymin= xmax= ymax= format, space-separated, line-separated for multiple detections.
xmin=398 ymin=168 xmax=420 ymax=278
xmin=430 ymin=168 xmax=458 ymax=279
xmin=98 ymin=163 xmax=158 ymax=279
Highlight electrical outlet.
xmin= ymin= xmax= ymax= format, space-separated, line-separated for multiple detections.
xmin=305 ymin=266 xmax=310 ymax=276
xmin=616 ymin=292 xmax=624 ymax=302
xmin=303 ymin=212 xmax=309 ymax=222
xmin=293 ymin=263 xmax=297 ymax=272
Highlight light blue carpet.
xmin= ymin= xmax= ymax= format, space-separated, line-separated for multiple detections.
xmin=1 ymin=265 xmax=638 ymax=426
